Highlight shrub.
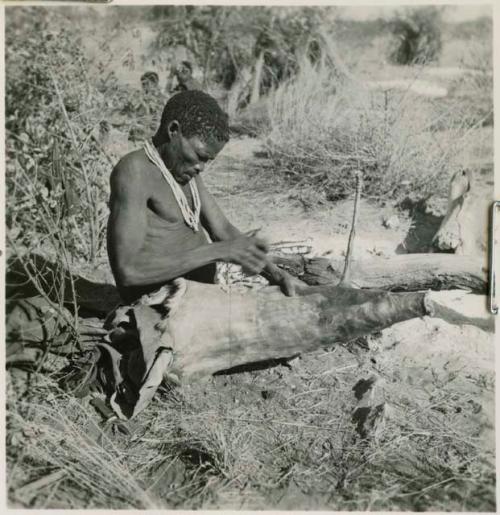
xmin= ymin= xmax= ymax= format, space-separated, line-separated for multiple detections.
xmin=5 ymin=7 xmax=152 ymax=346
xmin=264 ymin=59 xmax=475 ymax=204
xmin=5 ymin=8 xmax=145 ymax=268
xmin=388 ymin=7 xmax=443 ymax=65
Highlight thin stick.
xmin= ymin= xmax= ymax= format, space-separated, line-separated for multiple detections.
xmin=14 ymin=470 xmax=66 ymax=503
xmin=340 ymin=170 xmax=363 ymax=286
xmin=49 ymin=71 xmax=97 ymax=263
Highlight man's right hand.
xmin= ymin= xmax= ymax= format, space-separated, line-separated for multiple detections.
xmin=218 ymin=234 xmax=269 ymax=275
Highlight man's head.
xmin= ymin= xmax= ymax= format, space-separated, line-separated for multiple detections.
xmin=176 ymin=61 xmax=193 ymax=84
xmin=140 ymin=71 xmax=159 ymax=94
xmin=152 ymin=90 xmax=230 ymax=185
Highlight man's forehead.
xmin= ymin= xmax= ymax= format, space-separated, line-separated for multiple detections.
xmin=190 ymin=136 xmax=224 ymax=157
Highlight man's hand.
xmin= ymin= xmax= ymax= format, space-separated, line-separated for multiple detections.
xmin=274 ymin=269 xmax=309 ymax=297
xmin=218 ymin=234 xmax=270 ymax=275
xmin=259 ymin=256 xmax=309 ymax=297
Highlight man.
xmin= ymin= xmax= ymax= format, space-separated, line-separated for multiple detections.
xmin=169 ymin=61 xmax=203 ymax=93
xmin=127 ymin=72 xmax=165 ymax=144
xmin=140 ymin=71 xmax=160 ymax=95
xmin=107 ymin=90 xmax=304 ymax=304
xmin=101 ymin=90 xmax=475 ymax=420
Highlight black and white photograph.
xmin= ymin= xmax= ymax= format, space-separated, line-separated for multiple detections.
xmin=3 ymin=1 xmax=496 ymax=510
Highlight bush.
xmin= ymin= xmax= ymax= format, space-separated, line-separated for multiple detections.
xmin=5 ymin=8 xmax=145 ymax=267
xmin=388 ymin=7 xmax=443 ymax=65
xmin=5 ymin=7 xmax=155 ymax=348
xmin=263 ymin=59 xmax=475 ymax=204
xmin=149 ymin=6 xmax=331 ymax=102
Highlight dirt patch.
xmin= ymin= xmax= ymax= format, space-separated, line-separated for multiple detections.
xmin=205 ymin=137 xmax=412 ymax=260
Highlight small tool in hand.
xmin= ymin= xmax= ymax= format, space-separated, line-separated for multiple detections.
xmin=244 ymin=227 xmax=262 ymax=237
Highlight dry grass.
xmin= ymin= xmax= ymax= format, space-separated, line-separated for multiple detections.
xmin=262 ymin=59 xmax=486 ymax=204
xmin=7 ymin=375 xmax=160 ymax=508
xmin=7 ymin=332 xmax=495 ymax=510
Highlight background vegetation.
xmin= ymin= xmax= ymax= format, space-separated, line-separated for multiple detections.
xmin=6 ymin=5 xmax=493 ymax=261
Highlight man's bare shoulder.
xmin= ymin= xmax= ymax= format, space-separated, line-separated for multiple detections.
xmin=113 ymin=149 xmax=149 ymax=176
xmin=111 ymin=149 xmax=154 ymax=191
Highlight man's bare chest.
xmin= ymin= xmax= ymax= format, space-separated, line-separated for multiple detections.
xmin=147 ymin=173 xmax=195 ymax=223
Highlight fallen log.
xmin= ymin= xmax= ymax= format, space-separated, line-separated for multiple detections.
xmin=7 ymin=252 xmax=487 ymax=320
xmin=273 ymin=254 xmax=486 ymax=293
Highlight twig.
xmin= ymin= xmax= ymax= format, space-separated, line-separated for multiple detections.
xmin=49 ymin=70 xmax=97 ymax=263
xmin=8 ymin=165 xmax=81 ymax=334
xmin=14 ymin=470 xmax=67 ymax=505
xmin=339 ymin=170 xmax=363 ymax=287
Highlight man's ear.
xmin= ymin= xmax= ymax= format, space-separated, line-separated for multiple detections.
xmin=167 ymin=120 xmax=181 ymax=140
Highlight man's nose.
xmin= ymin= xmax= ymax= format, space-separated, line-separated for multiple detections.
xmin=194 ymin=163 xmax=204 ymax=174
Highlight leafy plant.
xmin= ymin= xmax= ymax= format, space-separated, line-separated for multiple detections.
xmin=5 ymin=7 xmax=144 ymax=266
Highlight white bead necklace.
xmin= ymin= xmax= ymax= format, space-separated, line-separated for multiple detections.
xmin=144 ymin=140 xmax=201 ymax=232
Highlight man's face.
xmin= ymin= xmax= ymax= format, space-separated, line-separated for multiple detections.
xmin=177 ymin=65 xmax=191 ymax=83
xmin=166 ymin=129 xmax=226 ymax=185
xmin=141 ymin=78 xmax=158 ymax=94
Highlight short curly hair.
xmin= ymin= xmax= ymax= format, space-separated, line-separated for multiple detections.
xmin=141 ymin=71 xmax=159 ymax=85
xmin=153 ymin=90 xmax=229 ymax=145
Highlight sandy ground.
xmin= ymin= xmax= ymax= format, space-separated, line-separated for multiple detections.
xmin=204 ymin=137 xmax=412 ymax=260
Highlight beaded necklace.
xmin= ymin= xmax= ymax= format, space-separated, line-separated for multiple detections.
xmin=144 ymin=140 xmax=201 ymax=232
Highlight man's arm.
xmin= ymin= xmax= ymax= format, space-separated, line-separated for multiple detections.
xmin=197 ymin=176 xmax=307 ymax=294
xmin=197 ymin=175 xmax=242 ymax=241
xmin=107 ymin=159 xmax=223 ymax=287
xmin=107 ymin=161 xmax=269 ymax=287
